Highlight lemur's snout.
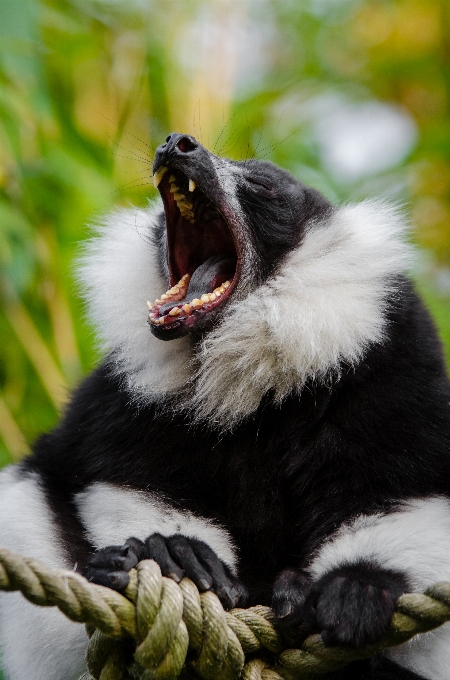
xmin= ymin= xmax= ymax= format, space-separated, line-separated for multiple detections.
xmin=153 ymin=132 xmax=199 ymax=171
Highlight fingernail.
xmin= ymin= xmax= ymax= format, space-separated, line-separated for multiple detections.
xmin=169 ymin=572 xmax=181 ymax=583
xmin=198 ymin=579 xmax=212 ymax=592
xmin=218 ymin=587 xmax=233 ymax=609
xmin=277 ymin=602 xmax=293 ymax=618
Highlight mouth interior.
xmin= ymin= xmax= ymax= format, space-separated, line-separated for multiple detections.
xmin=148 ymin=168 xmax=238 ymax=332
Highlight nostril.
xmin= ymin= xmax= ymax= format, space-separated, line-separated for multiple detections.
xmin=165 ymin=136 xmax=171 ymax=143
xmin=177 ymin=137 xmax=196 ymax=153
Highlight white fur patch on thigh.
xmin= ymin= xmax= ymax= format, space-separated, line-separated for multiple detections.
xmin=309 ymin=497 xmax=450 ymax=589
xmin=75 ymin=482 xmax=238 ymax=569
xmin=0 ymin=466 xmax=88 ymax=680
xmin=309 ymin=497 xmax=450 ymax=680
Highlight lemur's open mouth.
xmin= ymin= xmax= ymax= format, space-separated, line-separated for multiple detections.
xmin=148 ymin=153 xmax=240 ymax=340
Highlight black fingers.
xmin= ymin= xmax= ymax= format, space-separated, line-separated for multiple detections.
xmin=124 ymin=537 xmax=147 ymax=563
xmin=220 ymin=561 xmax=249 ymax=609
xmin=145 ymin=533 xmax=184 ymax=583
xmin=143 ymin=533 xmax=248 ymax=610
xmin=83 ymin=532 xmax=248 ymax=608
xmin=167 ymin=535 xmax=213 ymax=591
xmin=184 ymin=537 xmax=247 ymax=609
xmin=84 ymin=566 xmax=131 ymax=591
xmin=83 ymin=537 xmax=145 ymax=592
xmin=272 ymin=568 xmax=312 ymax=627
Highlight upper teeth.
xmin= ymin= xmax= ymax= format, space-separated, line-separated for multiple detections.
xmin=189 ymin=178 xmax=196 ymax=192
xmin=169 ymin=175 xmax=195 ymax=224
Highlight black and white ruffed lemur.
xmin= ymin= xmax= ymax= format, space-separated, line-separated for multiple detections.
xmin=1 ymin=132 xmax=450 ymax=680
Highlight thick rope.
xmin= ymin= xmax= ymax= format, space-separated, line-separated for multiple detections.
xmin=1 ymin=546 xmax=450 ymax=680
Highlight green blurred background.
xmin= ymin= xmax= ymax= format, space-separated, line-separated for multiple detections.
xmin=0 ymin=0 xmax=450 ymax=470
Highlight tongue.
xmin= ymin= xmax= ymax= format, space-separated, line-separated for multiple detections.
xmin=186 ymin=255 xmax=236 ymax=300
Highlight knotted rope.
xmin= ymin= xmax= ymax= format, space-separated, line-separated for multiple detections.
xmin=1 ymin=546 xmax=450 ymax=680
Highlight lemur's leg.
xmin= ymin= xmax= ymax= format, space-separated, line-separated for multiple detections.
xmin=272 ymin=498 xmax=450 ymax=680
xmin=0 ymin=467 xmax=88 ymax=680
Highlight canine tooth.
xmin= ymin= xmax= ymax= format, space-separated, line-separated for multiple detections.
xmin=169 ymin=307 xmax=181 ymax=316
xmin=191 ymin=298 xmax=202 ymax=307
xmin=189 ymin=178 xmax=196 ymax=192
xmin=153 ymin=166 xmax=168 ymax=188
xmin=146 ymin=301 xmax=152 ymax=310
xmin=169 ymin=286 xmax=179 ymax=295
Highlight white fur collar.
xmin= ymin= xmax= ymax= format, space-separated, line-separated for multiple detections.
xmin=78 ymin=199 xmax=413 ymax=424
xmin=77 ymin=202 xmax=192 ymax=400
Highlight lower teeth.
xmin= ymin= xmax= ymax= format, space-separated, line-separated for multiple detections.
xmin=148 ymin=279 xmax=231 ymax=325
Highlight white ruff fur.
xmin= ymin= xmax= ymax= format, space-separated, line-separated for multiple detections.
xmin=77 ymin=202 xmax=192 ymax=399
xmin=191 ymin=200 xmax=413 ymax=425
xmin=0 ymin=467 xmax=87 ymax=680
xmin=79 ymin=199 xmax=412 ymax=425
xmin=309 ymin=497 xmax=450 ymax=680
xmin=75 ymin=483 xmax=238 ymax=569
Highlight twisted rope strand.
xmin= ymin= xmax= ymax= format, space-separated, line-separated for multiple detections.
xmin=1 ymin=545 xmax=450 ymax=680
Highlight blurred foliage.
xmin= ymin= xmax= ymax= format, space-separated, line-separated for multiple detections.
xmin=0 ymin=0 xmax=449 ymax=468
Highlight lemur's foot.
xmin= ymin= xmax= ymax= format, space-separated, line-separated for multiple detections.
xmin=84 ymin=533 xmax=248 ymax=609
xmin=273 ymin=562 xmax=408 ymax=648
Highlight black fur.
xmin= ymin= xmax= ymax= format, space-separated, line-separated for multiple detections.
xmin=19 ymin=139 xmax=450 ymax=678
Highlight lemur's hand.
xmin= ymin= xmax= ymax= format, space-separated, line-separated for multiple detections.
xmin=272 ymin=563 xmax=407 ymax=648
xmin=84 ymin=533 xmax=248 ymax=610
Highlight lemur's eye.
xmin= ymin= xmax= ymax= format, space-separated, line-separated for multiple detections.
xmin=245 ymin=176 xmax=274 ymax=193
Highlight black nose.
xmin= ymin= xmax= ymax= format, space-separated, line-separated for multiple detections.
xmin=153 ymin=133 xmax=198 ymax=170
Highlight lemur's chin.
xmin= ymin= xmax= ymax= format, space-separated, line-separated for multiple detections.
xmin=148 ymin=165 xmax=240 ymax=341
